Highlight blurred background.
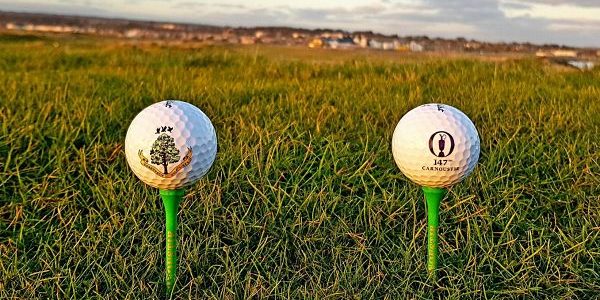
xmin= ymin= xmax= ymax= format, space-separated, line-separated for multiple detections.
xmin=0 ymin=0 xmax=598 ymax=60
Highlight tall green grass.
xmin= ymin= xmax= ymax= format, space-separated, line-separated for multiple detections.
xmin=1 ymin=34 xmax=599 ymax=299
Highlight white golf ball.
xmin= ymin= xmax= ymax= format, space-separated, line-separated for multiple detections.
xmin=391 ymin=103 xmax=480 ymax=187
xmin=125 ymin=100 xmax=217 ymax=189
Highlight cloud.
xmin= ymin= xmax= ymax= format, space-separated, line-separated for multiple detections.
xmin=351 ymin=4 xmax=387 ymax=14
xmin=499 ymin=1 xmax=532 ymax=10
xmin=174 ymin=2 xmax=247 ymax=10
xmin=173 ymin=1 xmax=206 ymax=9
xmin=420 ymin=0 xmax=506 ymax=24
xmin=503 ymin=1 xmax=600 ymax=22
xmin=0 ymin=0 xmax=112 ymax=16
xmin=292 ymin=8 xmax=333 ymax=21
xmin=519 ymin=0 xmax=600 ymax=7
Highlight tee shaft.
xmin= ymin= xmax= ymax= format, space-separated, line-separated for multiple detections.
xmin=160 ymin=189 xmax=185 ymax=295
xmin=422 ymin=187 xmax=447 ymax=277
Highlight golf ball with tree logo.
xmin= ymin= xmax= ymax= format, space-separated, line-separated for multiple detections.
xmin=125 ymin=100 xmax=217 ymax=189
xmin=391 ymin=103 xmax=480 ymax=187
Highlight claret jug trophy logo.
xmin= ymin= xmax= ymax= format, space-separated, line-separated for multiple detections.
xmin=138 ymin=126 xmax=193 ymax=177
xmin=428 ymin=131 xmax=455 ymax=158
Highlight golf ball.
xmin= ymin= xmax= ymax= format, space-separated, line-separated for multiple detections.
xmin=391 ymin=103 xmax=480 ymax=187
xmin=125 ymin=100 xmax=217 ymax=189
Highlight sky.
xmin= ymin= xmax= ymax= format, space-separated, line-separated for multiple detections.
xmin=1 ymin=0 xmax=599 ymax=47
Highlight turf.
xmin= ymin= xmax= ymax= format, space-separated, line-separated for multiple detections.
xmin=0 ymin=33 xmax=599 ymax=299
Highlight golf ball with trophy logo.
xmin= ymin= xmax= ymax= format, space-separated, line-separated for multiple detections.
xmin=125 ymin=100 xmax=217 ymax=189
xmin=391 ymin=103 xmax=480 ymax=187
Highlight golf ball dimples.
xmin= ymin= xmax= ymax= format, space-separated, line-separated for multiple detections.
xmin=391 ymin=103 xmax=480 ymax=187
xmin=125 ymin=100 xmax=217 ymax=189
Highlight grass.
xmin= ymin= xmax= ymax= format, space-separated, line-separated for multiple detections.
xmin=0 ymin=33 xmax=599 ymax=299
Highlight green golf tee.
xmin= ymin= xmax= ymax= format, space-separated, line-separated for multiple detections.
xmin=422 ymin=187 xmax=447 ymax=278
xmin=160 ymin=189 xmax=185 ymax=295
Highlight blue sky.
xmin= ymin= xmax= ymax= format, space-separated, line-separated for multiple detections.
xmin=2 ymin=0 xmax=599 ymax=47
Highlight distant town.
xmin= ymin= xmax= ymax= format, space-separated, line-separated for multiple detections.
xmin=1 ymin=11 xmax=599 ymax=65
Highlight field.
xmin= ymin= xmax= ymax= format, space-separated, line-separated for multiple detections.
xmin=1 ymin=33 xmax=599 ymax=299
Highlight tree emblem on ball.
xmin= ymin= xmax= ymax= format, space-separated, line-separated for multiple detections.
xmin=150 ymin=133 xmax=181 ymax=174
xmin=138 ymin=130 xmax=193 ymax=178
